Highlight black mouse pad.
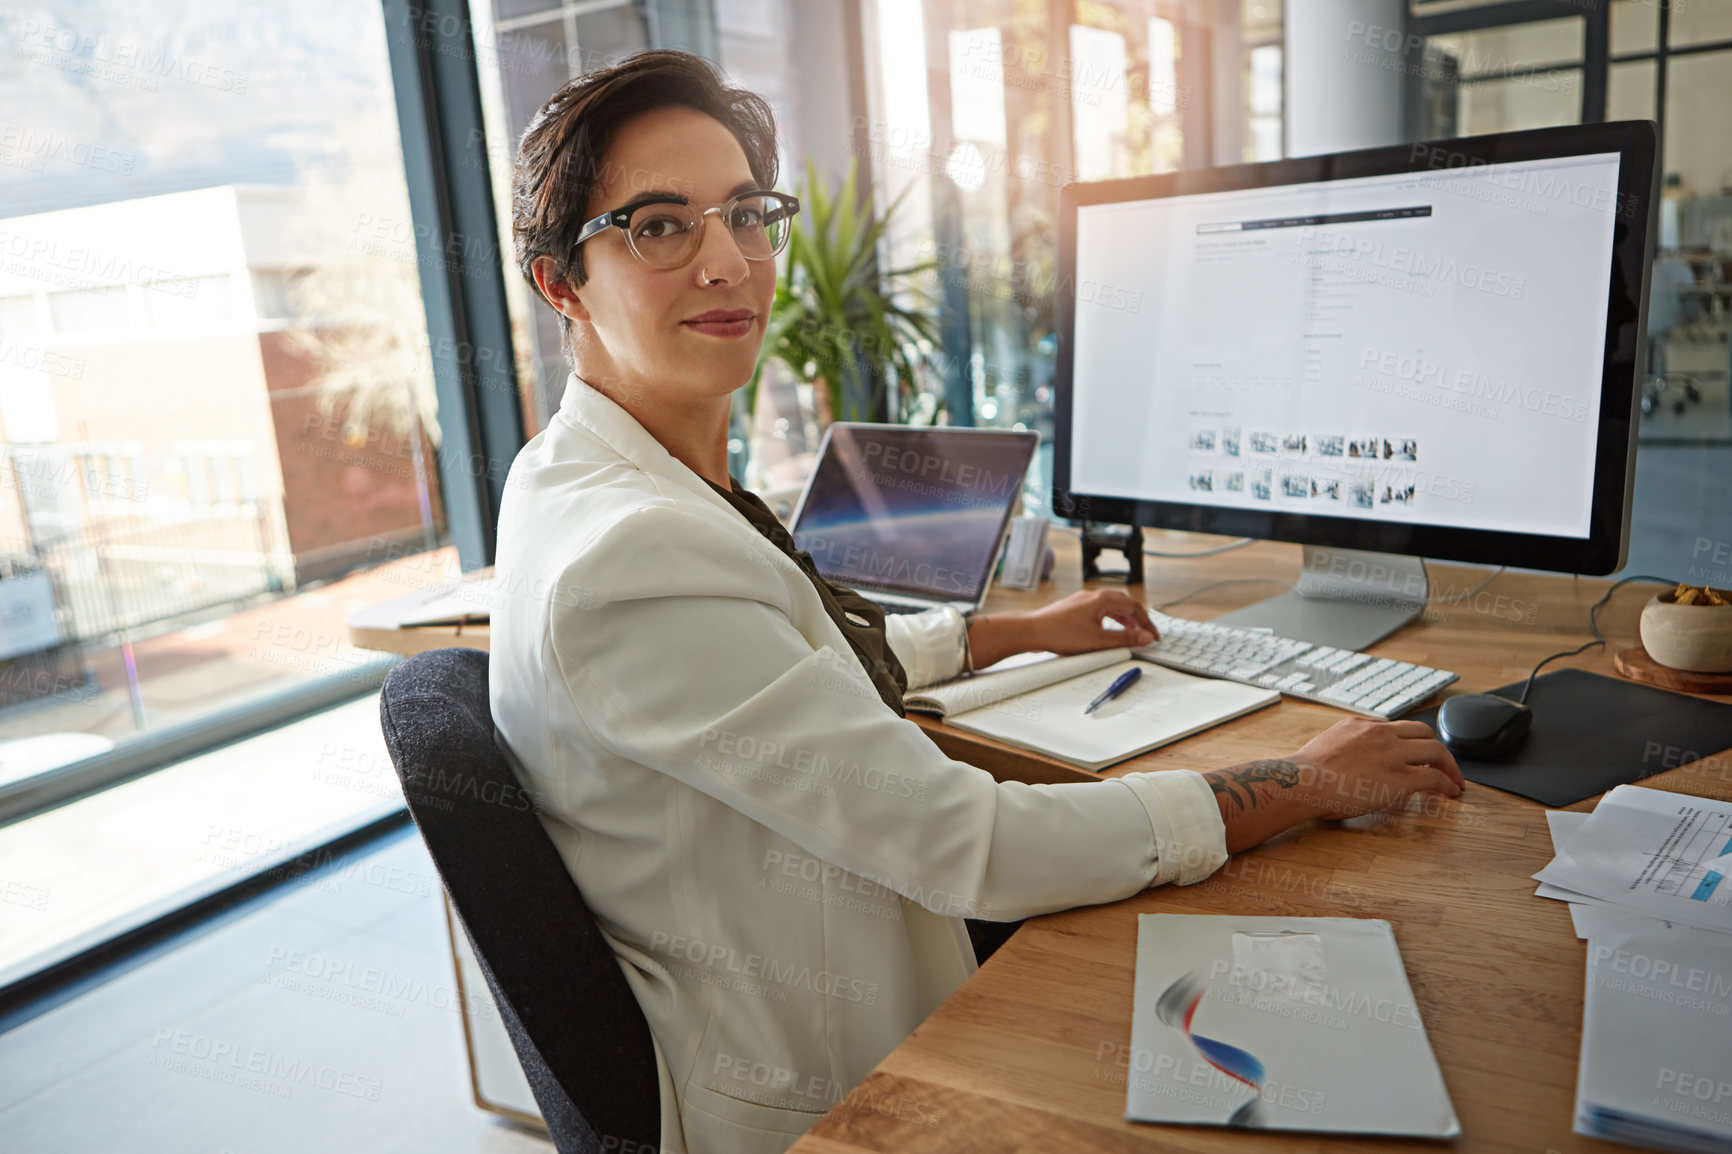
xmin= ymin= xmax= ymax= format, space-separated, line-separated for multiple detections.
xmin=1405 ymin=668 xmax=1732 ymax=807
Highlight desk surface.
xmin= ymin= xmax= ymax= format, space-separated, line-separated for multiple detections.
xmin=348 ymin=577 xmax=493 ymax=656
xmin=349 ymin=531 xmax=1732 ymax=1150
xmin=784 ymin=533 xmax=1732 ymax=1152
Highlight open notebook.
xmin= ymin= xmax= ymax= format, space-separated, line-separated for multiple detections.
xmin=907 ymin=649 xmax=1279 ymax=772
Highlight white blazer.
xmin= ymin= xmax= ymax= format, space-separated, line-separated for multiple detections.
xmin=489 ymin=373 xmax=1229 ymax=1154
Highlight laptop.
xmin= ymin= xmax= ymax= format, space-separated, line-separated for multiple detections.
xmin=787 ymin=422 xmax=1040 ymax=615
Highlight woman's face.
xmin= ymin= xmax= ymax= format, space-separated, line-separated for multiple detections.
xmin=547 ymin=104 xmax=776 ymax=405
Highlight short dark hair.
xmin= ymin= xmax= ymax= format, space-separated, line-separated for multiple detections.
xmin=512 ymin=50 xmax=780 ymax=330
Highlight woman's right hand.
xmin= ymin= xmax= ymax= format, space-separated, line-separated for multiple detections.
xmin=1203 ymin=717 xmax=1465 ymax=854
xmin=1290 ymin=716 xmax=1465 ymax=820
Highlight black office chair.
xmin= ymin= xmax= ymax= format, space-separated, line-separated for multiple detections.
xmin=378 ymin=647 xmax=660 ymax=1154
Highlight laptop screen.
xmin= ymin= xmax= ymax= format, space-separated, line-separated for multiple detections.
xmin=790 ymin=424 xmax=1039 ymax=604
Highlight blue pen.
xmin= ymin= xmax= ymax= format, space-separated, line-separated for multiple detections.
xmin=1084 ymin=666 xmax=1142 ymax=715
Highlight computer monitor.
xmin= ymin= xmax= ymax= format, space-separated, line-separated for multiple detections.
xmin=1052 ymin=121 xmax=1659 ymax=649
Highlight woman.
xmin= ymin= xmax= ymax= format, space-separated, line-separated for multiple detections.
xmin=490 ymin=50 xmax=1464 ymax=1154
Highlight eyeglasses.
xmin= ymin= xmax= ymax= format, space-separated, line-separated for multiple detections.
xmin=572 ymin=190 xmax=800 ymax=270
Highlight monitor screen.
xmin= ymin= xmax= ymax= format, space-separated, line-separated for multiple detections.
xmin=1055 ymin=122 xmax=1658 ymax=574
xmin=791 ymin=424 xmax=1039 ymax=603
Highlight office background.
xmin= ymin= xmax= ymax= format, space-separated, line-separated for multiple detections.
xmin=0 ymin=0 xmax=1728 ymax=1149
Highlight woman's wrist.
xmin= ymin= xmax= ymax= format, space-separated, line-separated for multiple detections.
xmin=1201 ymin=758 xmax=1322 ymax=854
xmin=963 ymin=610 xmax=1040 ymax=673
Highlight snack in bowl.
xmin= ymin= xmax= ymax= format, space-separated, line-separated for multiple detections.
xmin=1639 ymin=583 xmax=1732 ymax=672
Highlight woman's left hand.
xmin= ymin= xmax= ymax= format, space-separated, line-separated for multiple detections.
xmin=1021 ymin=589 xmax=1158 ymax=654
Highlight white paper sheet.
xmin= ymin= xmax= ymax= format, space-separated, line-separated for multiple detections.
xmin=1534 ymin=786 xmax=1732 ymax=934
xmin=1545 ymin=809 xmax=1591 ymax=852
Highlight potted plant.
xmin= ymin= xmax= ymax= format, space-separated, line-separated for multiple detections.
xmin=749 ymin=158 xmax=942 ymax=429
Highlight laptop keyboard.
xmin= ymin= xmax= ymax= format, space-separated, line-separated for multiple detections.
xmin=876 ymin=601 xmax=929 ymax=616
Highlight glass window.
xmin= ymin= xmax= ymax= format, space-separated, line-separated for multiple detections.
xmin=1456 ymin=68 xmax=1583 ymax=135
xmin=1240 ymin=0 xmax=1280 ymax=162
xmin=865 ymin=0 xmax=1289 ymax=515
xmin=0 ymin=295 xmax=44 ymax=338
xmin=48 ymin=286 xmax=130 ymax=336
xmin=470 ymin=0 xmax=654 ymax=433
xmin=496 ymin=0 xmax=553 ymax=20
xmin=866 ymin=0 xmax=1053 ymax=440
xmin=1069 ymin=24 xmax=1130 ymax=181
xmin=1067 ymin=1 xmax=1190 ymax=182
xmin=1670 ymin=5 xmax=1732 ymax=49
xmin=1246 ymin=44 xmax=1282 ymax=161
xmin=1607 ymin=58 xmax=1657 ymax=122
xmin=1664 ymin=51 xmax=1732 ymax=203
xmin=951 ymin=27 xmax=1009 ymax=147
xmin=575 ymin=4 xmax=650 ymax=66
xmin=1418 ymin=18 xmax=1583 ymax=139
xmin=1241 ymin=0 xmax=1278 ymax=41
xmin=249 ymin=269 xmax=313 ymax=321
xmin=1632 ymin=47 xmax=1732 ymax=564
xmin=1426 ymin=18 xmax=1583 ymax=77
xmin=1147 ymin=17 xmax=1181 ymax=171
xmin=1610 ymin=0 xmax=1658 ymax=55
xmin=0 ymin=0 xmax=450 ymax=976
xmin=141 ymin=275 xmax=235 ymax=328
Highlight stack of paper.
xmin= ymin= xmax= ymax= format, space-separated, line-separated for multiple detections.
xmin=1531 ymin=786 xmax=1732 ymax=1153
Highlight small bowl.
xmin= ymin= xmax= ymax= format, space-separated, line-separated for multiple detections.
xmin=1639 ymin=589 xmax=1732 ymax=673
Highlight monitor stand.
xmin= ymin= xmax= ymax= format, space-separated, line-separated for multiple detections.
xmin=1209 ymin=547 xmax=1429 ymax=651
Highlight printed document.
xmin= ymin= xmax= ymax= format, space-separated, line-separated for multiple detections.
xmin=1534 ymin=785 xmax=1732 ymax=933
xmin=1125 ymin=914 xmax=1458 ymax=1137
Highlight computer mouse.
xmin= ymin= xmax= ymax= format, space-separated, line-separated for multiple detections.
xmin=1437 ymin=693 xmax=1533 ymax=759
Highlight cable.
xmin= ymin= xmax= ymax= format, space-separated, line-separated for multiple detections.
xmin=1144 ymin=538 xmax=1255 ymax=559
xmin=1510 ymin=574 xmax=1675 ymax=705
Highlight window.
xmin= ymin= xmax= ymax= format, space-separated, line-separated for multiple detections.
xmin=47 ymin=286 xmax=130 ymax=336
xmin=1330 ymin=4 xmax=1732 ymax=582
xmin=0 ymin=0 xmax=457 ymax=986
xmin=141 ymin=275 xmax=235 ymax=329
xmin=1418 ymin=17 xmax=1583 ymax=137
xmin=472 ymin=0 xmax=658 ymax=433
xmin=1242 ymin=0 xmax=1282 ymax=162
xmin=861 ymin=0 xmax=1272 ymax=515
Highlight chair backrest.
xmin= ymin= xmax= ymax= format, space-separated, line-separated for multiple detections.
xmin=378 ymin=647 xmax=659 ymax=1154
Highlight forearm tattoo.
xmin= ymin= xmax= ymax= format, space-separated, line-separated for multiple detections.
xmin=1207 ymin=758 xmax=1303 ymax=814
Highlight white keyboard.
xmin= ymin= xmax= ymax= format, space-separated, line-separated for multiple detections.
xmin=1131 ymin=609 xmax=1458 ymax=720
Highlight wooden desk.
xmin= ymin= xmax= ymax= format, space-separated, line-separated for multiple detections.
xmin=789 ymin=532 xmax=1732 ymax=1153
xmin=349 ymin=532 xmax=1732 ymax=1149
xmin=347 ymin=573 xmax=493 ymax=655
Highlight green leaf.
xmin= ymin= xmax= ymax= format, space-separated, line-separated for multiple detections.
xmin=760 ymin=156 xmax=946 ymax=427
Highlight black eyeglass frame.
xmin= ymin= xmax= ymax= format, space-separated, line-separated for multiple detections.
xmin=570 ymin=189 xmax=801 ymax=268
